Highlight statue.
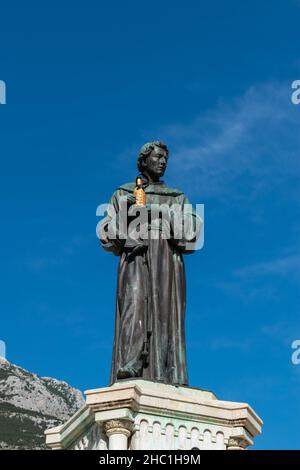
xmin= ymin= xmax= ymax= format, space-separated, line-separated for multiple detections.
xmin=99 ymin=142 xmax=201 ymax=386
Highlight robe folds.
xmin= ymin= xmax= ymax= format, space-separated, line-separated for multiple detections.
xmin=99 ymin=180 xmax=201 ymax=386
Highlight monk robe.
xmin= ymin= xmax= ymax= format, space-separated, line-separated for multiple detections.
xmin=99 ymin=180 xmax=201 ymax=386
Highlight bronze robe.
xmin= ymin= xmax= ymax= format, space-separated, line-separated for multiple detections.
xmin=99 ymin=181 xmax=200 ymax=386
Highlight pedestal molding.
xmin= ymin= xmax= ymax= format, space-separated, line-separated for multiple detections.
xmin=45 ymin=379 xmax=262 ymax=450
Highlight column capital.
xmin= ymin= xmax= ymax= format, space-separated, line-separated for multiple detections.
xmin=103 ymin=419 xmax=133 ymax=438
xmin=227 ymin=437 xmax=249 ymax=450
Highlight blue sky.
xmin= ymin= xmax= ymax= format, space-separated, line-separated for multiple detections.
xmin=1 ymin=0 xmax=300 ymax=449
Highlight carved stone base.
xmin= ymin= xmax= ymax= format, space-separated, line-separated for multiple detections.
xmin=45 ymin=379 xmax=262 ymax=450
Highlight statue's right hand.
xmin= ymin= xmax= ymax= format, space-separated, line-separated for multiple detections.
xmin=126 ymin=194 xmax=136 ymax=206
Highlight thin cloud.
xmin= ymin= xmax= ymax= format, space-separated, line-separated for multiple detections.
xmin=215 ymin=253 xmax=300 ymax=303
xmin=209 ymin=337 xmax=253 ymax=352
xmin=156 ymin=81 xmax=300 ymax=201
xmin=22 ymin=234 xmax=90 ymax=273
xmin=215 ymin=279 xmax=280 ymax=303
xmin=234 ymin=255 xmax=300 ymax=280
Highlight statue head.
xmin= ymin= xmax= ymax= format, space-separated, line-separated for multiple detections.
xmin=137 ymin=141 xmax=169 ymax=182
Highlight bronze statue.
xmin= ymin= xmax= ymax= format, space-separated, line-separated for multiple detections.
xmin=99 ymin=142 xmax=201 ymax=386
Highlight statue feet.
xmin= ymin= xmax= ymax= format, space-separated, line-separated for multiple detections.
xmin=116 ymin=365 xmax=139 ymax=379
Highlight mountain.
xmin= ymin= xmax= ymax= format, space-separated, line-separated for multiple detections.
xmin=0 ymin=357 xmax=84 ymax=450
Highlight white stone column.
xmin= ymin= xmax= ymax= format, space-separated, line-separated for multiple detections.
xmin=103 ymin=419 xmax=133 ymax=450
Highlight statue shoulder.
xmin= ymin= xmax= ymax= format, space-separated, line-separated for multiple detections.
xmin=116 ymin=182 xmax=135 ymax=193
xmin=158 ymin=183 xmax=184 ymax=196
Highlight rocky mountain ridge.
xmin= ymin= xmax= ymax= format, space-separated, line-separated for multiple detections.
xmin=0 ymin=357 xmax=84 ymax=449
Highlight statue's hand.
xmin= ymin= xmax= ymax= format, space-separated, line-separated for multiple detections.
xmin=126 ymin=194 xmax=136 ymax=206
xmin=125 ymin=239 xmax=148 ymax=261
xmin=120 ymin=194 xmax=136 ymax=216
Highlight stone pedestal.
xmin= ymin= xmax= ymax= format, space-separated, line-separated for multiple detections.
xmin=45 ymin=379 xmax=262 ymax=450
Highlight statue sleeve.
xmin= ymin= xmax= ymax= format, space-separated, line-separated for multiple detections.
xmin=169 ymin=195 xmax=202 ymax=255
xmin=97 ymin=190 xmax=127 ymax=256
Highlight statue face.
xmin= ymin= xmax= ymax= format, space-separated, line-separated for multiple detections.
xmin=143 ymin=146 xmax=168 ymax=181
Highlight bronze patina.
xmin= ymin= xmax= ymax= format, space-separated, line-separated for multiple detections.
xmin=99 ymin=141 xmax=201 ymax=386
